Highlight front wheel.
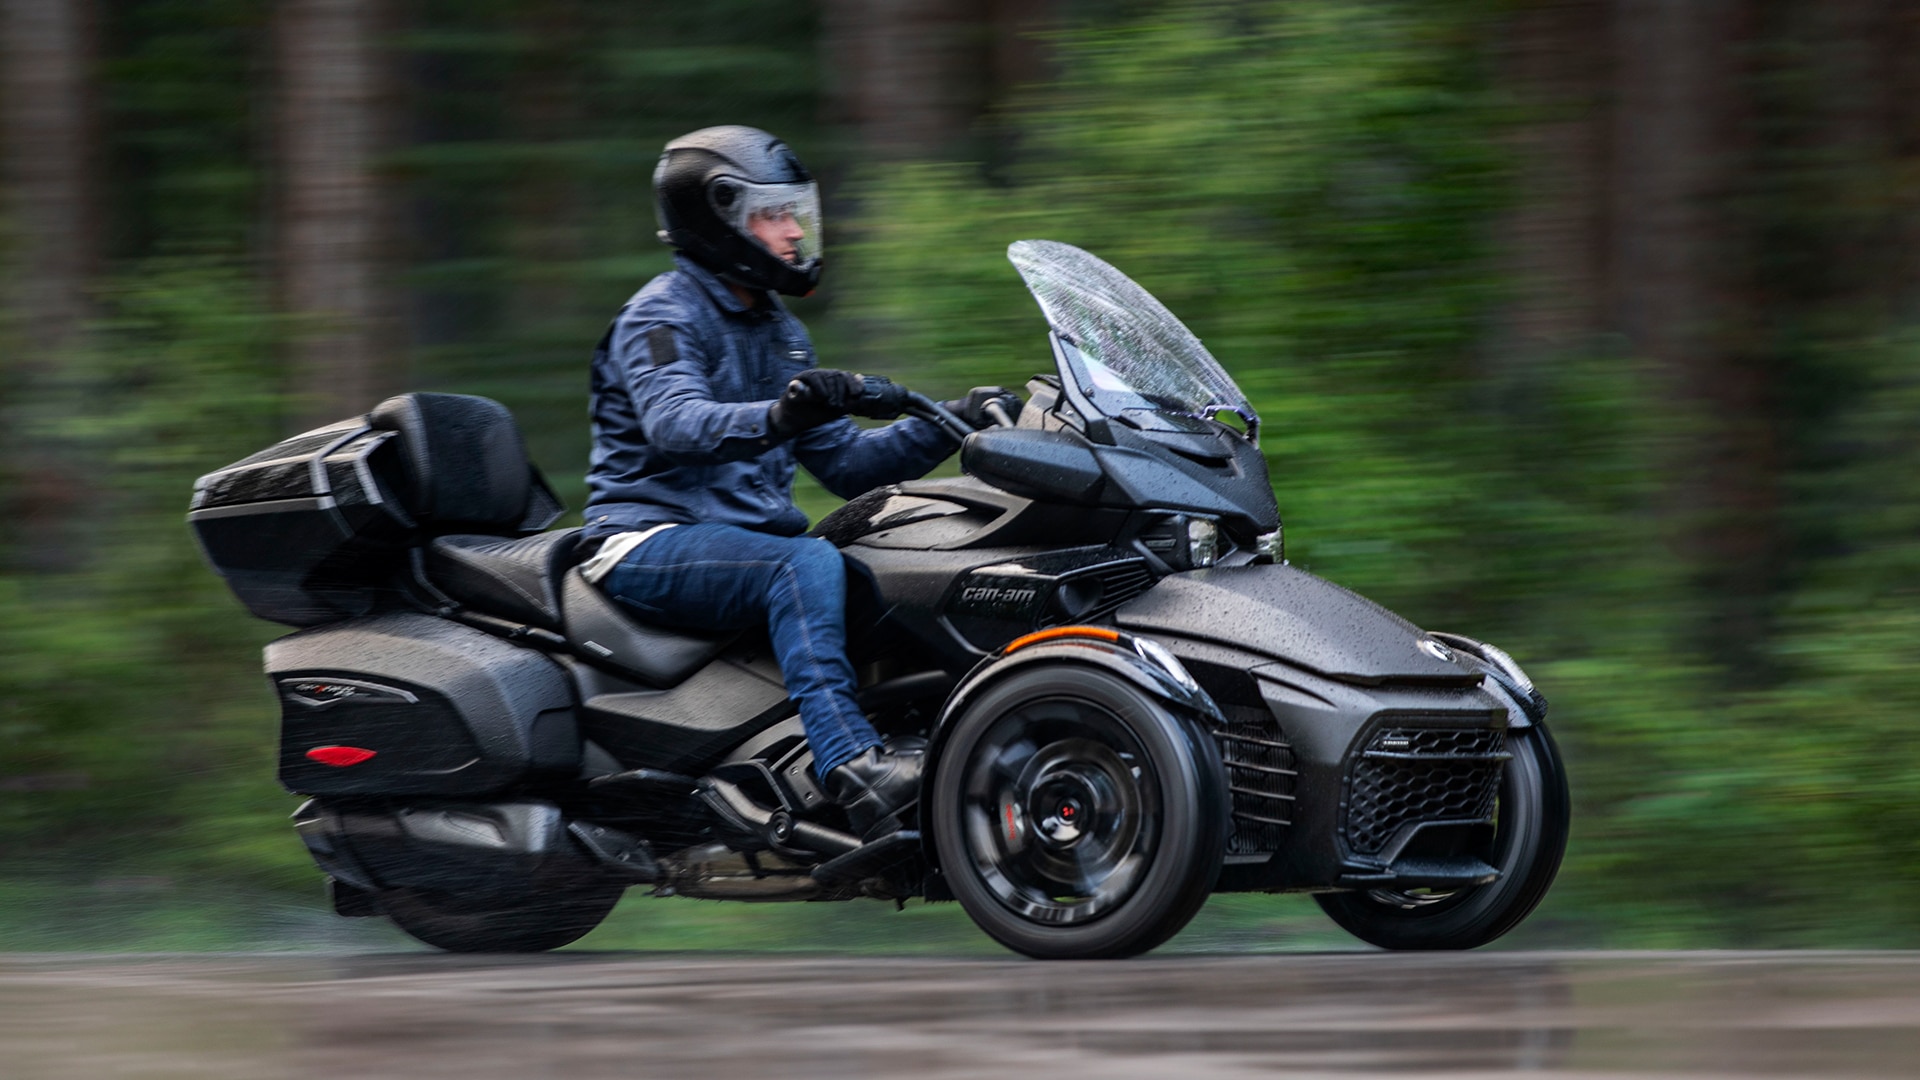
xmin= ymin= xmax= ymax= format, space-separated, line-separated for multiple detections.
xmin=1315 ymin=722 xmax=1570 ymax=950
xmin=931 ymin=665 xmax=1229 ymax=959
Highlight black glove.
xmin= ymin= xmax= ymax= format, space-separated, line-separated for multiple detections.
xmin=768 ymin=368 xmax=863 ymax=436
xmin=941 ymin=386 xmax=1023 ymax=430
xmin=846 ymin=373 xmax=911 ymax=420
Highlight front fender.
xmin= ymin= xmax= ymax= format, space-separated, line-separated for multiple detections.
xmin=938 ymin=627 xmax=1220 ymax=729
xmin=920 ymin=627 xmax=1226 ymax=893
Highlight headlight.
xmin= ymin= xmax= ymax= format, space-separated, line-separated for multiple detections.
xmin=1187 ymin=517 xmax=1218 ymax=568
xmin=1256 ymin=525 xmax=1284 ymax=564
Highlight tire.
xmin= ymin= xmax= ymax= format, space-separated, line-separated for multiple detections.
xmin=380 ymin=863 xmax=625 ymax=953
xmin=1315 ymin=722 xmax=1570 ymax=950
xmin=931 ymin=665 xmax=1229 ymax=959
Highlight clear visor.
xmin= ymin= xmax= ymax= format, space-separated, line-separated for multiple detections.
xmin=710 ymin=178 xmax=822 ymax=266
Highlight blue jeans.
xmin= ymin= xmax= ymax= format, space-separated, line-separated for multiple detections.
xmin=597 ymin=523 xmax=881 ymax=776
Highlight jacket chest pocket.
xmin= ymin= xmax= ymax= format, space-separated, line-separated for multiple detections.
xmin=773 ymin=314 xmax=813 ymax=370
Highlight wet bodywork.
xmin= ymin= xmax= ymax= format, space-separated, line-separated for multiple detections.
xmin=189 ymin=240 xmax=1552 ymax=955
xmin=1114 ymin=566 xmax=1509 ymax=892
xmin=825 ymin=477 xmax=1512 ymax=897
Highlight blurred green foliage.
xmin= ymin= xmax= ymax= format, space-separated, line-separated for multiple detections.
xmin=4 ymin=0 xmax=1920 ymax=951
xmin=0 ymin=260 xmax=310 ymax=891
xmin=844 ymin=0 xmax=1920 ymax=945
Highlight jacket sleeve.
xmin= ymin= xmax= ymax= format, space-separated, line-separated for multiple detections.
xmin=793 ymin=414 xmax=960 ymax=500
xmin=613 ymin=311 xmax=780 ymax=466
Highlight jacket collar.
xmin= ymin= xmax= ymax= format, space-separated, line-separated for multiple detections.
xmin=674 ymin=253 xmax=782 ymax=318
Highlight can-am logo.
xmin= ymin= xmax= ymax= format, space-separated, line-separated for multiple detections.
xmin=961 ymin=586 xmax=1038 ymax=606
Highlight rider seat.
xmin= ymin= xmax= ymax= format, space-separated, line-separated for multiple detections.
xmin=426 ymin=528 xmax=733 ymax=688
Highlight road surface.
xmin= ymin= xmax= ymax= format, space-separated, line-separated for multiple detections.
xmin=4 ymin=951 xmax=1918 ymax=1078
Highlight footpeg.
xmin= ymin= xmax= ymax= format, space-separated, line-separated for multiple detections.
xmin=810 ymin=830 xmax=921 ymax=886
xmin=700 ymin=774 xmax=862 ymax=857
xmin=569 ymin=821 xmax=662 ymax=883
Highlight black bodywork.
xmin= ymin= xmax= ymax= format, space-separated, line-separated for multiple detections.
xmin=189 ymin=243 xmax=1539 ymax=948
xmin=192 ymin=390 xmax=1520 ymax=915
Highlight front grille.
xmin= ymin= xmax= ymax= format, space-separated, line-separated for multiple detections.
xmin=1343 ymin=722 xmax=1507 ymax=856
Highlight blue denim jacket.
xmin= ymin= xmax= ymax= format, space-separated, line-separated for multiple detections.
xmin=583 ymin=255 xmax=956 ymax=545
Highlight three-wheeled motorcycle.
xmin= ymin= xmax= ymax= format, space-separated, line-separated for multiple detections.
xmin=190 ymin=240 xmax=1568 ymax=958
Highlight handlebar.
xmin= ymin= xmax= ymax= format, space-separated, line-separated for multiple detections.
xmin=784 ymin=374 xmax=1007 ymax=443
xmin=903 ymin=392 xmax=977 ymax=442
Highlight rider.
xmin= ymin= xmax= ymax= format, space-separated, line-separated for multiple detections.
xmin=579 ymin=125 xmax=1011 ymax=841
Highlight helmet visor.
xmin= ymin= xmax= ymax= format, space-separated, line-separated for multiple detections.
xmin=710 ymin=178 xmax=822 ymax=267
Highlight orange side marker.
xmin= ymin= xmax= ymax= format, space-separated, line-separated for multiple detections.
xmin=1004 ymin=625 xmax=1122 ymax=653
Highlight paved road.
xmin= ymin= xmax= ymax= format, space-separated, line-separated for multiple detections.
xmin=4 ymin=951 xmax=1918 ymax=1078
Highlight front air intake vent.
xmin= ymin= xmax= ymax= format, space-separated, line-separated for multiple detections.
xmin=1216 ymin=708 xmax=1297 ymax=855
xmin=1040 ymin=560 xmax=1156 ymax=627
xmin=1183 ymin=660 xmax=1296 ymax=857
xmin=1342 ymin=719 xmax=1508 ymax=856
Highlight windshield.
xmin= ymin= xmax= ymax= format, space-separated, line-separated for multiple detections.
xmin=1008 ymin=240 xmax=1256 ymax=431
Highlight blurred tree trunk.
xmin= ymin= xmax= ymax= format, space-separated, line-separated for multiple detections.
xmin=0 ymin=0 xmax=96 ymax=570
xmin=277 ymin=0 xmax=394 ymax=428
xmin=505 ymin=0 xmax=583 ymax=347
xmin=822 ymin=0 xmax=987 ymax=161
xmin=1898 ymin=4 xmax=1920 ymax=320
xmin=820 ymin=0 xmax=1057 ymax=163
xmin=1836 ymin=0 xmax=1920 ymax=323
xmin=1 ymin=0 xmax=95 ymax=354
xmin=1498 ymin=0 xmax=1772 ymax=664
xmin=1497 ymin=0 xmax=1607 ymax=363
xmin=1896 ymin=4 xmax=1920 ymax=319
xmin=1607 ymin=0 xmax=1777 ymax=666
xmin=1500 ymin=0 xmax=1920 ymax=669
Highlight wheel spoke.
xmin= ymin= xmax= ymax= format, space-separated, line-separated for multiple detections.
xmin=959 ymin=695 xmax=1162 ymax=926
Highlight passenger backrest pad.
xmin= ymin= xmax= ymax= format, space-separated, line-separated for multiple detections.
xmin=368 ymin=392 xmax=562 ymax=533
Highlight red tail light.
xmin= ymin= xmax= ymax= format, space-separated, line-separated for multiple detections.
xmin=307 ymin=745 xmax=376 ymax=767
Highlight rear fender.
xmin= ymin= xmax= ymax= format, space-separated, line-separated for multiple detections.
xmin=921 ymin=627 xmax=1226 ymax=887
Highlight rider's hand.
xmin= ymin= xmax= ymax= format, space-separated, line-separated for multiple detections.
xmin=846 ymin=373 xmax=911 ymax=420
xmin=769 ymin=368 xmax=864 ymax=435
xmin=942 ymin=386 xmax=1023 ymax=430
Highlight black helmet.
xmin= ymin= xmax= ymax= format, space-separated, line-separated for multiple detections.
xmin=654 ymin=125 xmax=822 ymax=297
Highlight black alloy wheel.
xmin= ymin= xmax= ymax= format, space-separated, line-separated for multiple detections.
xmin=931 ymin=665 xmax=1228 ymax=959
xmin=380 ymin=858 xmax=625 ymax=953
xmin=1314 ymin=722 xmax=1570 ymax=950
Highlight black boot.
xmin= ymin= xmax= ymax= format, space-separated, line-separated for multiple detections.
xmin=824 ymin=738 xmax=925 ymax=840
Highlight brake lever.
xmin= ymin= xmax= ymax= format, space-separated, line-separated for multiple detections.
xmin=983 ymin=400 xmax=1016 ymax=429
